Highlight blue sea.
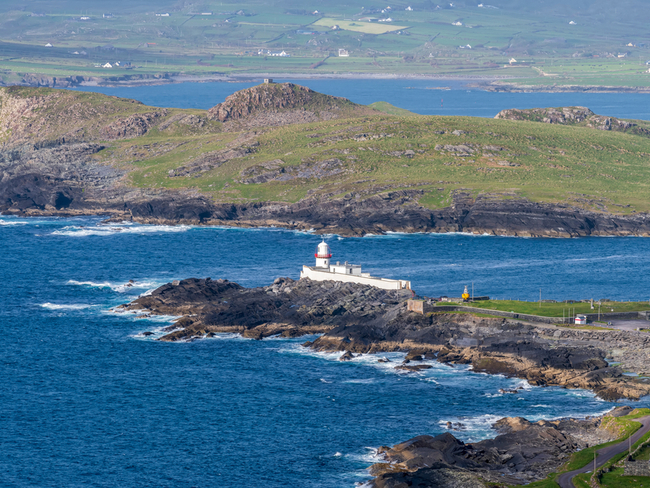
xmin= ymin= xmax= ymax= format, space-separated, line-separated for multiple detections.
xmin=69 ymin=78 xmax=650 ymax=120
xmin=2 ymin=215 xmax=649 ymax=487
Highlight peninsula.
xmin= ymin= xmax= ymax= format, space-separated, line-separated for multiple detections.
xmin=2 ymin=83 xmax=650 ymax=237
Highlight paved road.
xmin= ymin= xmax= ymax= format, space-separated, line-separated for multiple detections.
xmin=557 ymin=415 xmax=650 ymax=488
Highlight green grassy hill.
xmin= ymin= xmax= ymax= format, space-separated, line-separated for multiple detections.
xmin=2 ymin=84 xmax=650 ymax=216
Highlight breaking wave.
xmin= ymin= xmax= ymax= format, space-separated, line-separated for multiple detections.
xmin=51 ymin=223 xmax=192 ymax=237
xmin=67 ymin=279 xmax=161 ymax=293
xmin=40 ymin=303 xmax=95 ymax=310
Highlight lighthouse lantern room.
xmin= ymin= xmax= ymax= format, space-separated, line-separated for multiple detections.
xmin=315 ymin=241 xmax=331 ymax=268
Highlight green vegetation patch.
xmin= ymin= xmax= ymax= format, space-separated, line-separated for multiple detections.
xmin=452 ymin=300 xmax=650 ymax=318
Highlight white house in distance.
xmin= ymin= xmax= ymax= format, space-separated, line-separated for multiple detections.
xmin=338 ymin=48 xmax=349 ymax=57
xmin=300 ymin=241 xmax=411 ymax=291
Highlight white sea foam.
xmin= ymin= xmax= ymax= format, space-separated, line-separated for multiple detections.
xmin=67 ymin=279 xmax=161 ymax=293
xmin=40 ymin=302 xmax=95 ymax=310
xmin=343 ymin=378 xmax=376 ymax=384
xmin=437 ymin=413 xmax=504 ymax=441
xmin=0 ymin=219 xmax=28 ymax=225
xmin=483 ymin=392 xmax=503 ymax=398
xmin=345 ymin=447 xmax=384 ymax=465
xmin=515 ymin=379 xmax=533 ymax=390
xmin=51 ymin=224 xmax=192 ymax=237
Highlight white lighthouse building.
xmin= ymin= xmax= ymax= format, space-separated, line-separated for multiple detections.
xmin=300 ymin=241 xmax=411 ymax=291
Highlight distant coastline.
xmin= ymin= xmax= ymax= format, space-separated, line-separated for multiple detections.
xmin=7 ymin=71 xmax=650 ymax=93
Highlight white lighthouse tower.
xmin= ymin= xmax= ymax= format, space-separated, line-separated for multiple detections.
xmin=300 ymin=240 xmax=411 ymax=291
xmin=315 ymin=240 xmax=332 ymax=268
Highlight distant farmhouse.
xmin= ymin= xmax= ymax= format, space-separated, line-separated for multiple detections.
xmin=156 ymin=13 xmax=170 ymax=17
xmin=258 ymin=49 xmax=290 ymax=57
xmin=338 ymin=48 xmax=349 ymax=57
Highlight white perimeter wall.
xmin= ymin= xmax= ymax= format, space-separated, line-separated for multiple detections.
xmin=301 ymin=266 xmax=410 ymax=290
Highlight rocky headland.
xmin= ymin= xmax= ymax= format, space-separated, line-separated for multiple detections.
xmin=120 ymin=277 xmax=650 ymax=486
xmin=121 ymin=277 xmax=650 ymax=402
xmin=2 ymin=84 xmax=650 ymax=237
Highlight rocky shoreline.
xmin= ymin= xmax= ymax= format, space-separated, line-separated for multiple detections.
xmin=369 ymin=407 xmax=634 ymax=487
xmin=120 ymin=277 xmax=650 ymax=402
xmin=119 ymin=277 xmax=650 ymax=486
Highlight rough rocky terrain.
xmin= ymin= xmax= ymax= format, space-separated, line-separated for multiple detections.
xmin=121 ymin=277 xmax=650 ymax=401
xmin=370 ymin=408 xmax=628 ymax=487
xmin=495 ymin=106 xmax=650 ymax=137
xmin=206 ymin=82 xmax=377 ymax=129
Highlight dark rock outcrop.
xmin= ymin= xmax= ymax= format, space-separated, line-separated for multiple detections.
xmin=370 ymin=414 xmax=618 ymax=487
xmin=495 ymin=106 xmax=650 ymax=137
xmin=206 ymin=82 xmax=376 ymax=128
xmin=119 ymin=277 xmax=650 ymax=401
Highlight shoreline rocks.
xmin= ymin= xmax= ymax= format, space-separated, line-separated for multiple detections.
xmin=369 ymin=410 xmax=623 ymax=487
xmin=121 ymin=277 xmax=650 ymax=402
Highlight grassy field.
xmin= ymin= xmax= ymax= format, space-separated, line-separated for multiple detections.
xmin=116 ymin=111 xmax=650 ymax=214
xmin=312 ymin=18 xmax=408 ymax=35
xmin=450 ymin=300 xmax=650 ymax=318
xmin=0 ymin=1 xmax=649 ymax=86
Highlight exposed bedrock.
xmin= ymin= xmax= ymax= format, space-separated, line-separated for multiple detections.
xmin=3 ymin=154 xmax=650 ymax=237
xmin=119 ymin=277 xmax=650 ymax=402
xmin=369 ymin=411 xmax=622 ymax=487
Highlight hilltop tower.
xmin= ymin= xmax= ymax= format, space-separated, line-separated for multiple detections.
xmin=315 ymin=241 xmax=332 ymax=268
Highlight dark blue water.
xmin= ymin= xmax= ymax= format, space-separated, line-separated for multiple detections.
xmin=2 ymin=215 xmax=649 ymax=487
xmin=69 ymin=78 xmax=650 ymax=120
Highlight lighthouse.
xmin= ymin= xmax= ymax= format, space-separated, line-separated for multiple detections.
xmin=300 ymin=240 xmax=411 ymax=291
xmin=315 ymin=240 xmax=332 ymax=268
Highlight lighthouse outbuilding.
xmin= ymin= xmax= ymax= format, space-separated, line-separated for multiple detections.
xmin=300 ymin=241 xmax=411 ymax=291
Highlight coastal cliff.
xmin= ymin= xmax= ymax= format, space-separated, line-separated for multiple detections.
xmin=2 ymin=85 xmax=650 ymax=237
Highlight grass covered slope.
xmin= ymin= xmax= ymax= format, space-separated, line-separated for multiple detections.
xmin=109 ymin=101 xmax=650 ymax=215
xmin=2 ymin=84 xmax=650 ymax=233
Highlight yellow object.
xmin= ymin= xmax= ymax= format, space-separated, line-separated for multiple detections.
xmin=462 ymin=285 xmax=470 ymax=301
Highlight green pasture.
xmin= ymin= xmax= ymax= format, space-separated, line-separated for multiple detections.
xmin=1 ymin=0 xmax=649 ymax=83
xmin=516 ymin=409 xmax=650 ymax=488
xmin=455 ymin=300 xmax=650 ymax=318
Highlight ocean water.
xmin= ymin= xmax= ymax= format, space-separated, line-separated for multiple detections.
xmin=68 ymin=78 xmax=650 ymax=120
xmin=2 ymin=215 xmax=648 ymax=487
